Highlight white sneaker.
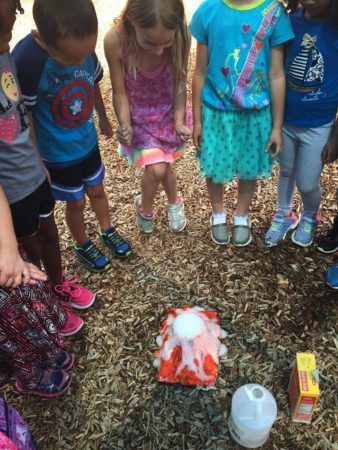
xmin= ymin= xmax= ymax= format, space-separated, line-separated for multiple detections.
xmin=167 ymin=197 xmax=187 ymax=232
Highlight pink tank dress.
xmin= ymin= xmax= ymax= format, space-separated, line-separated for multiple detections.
xmin=120 ymin=48 xmax=192 ymax=167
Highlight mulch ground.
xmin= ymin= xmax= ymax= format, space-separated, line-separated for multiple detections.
xmin=4 ymin=2 xmax=338 ymax=448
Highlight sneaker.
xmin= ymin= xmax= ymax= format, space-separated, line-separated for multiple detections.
xmin=233 ymin=223 xmax=252 ymax=247
xmin=265 ymin=212 xmax=299 ymax=247
xmin=292 ymin=215 xmax=319 ymax=247
xmin=325 ymin=254 xmax=338 ymax=289
xmin=55 ymin=275 xmax=95 ymax=309
xmin=42 ymin=351 xmax=74 ymax=371
xmin=317 ymin=216 xmax=338 ymax=254
xmin=210 ymin=215 xmax=229 ymax=245
xmin=167 ymin=197 xmax=187 ymax=232
xmin=134 ymin=194 xmax=154 ymax=234
xmin=58 ymin=303 xmax=84 ymax=337
xmin=16 ymin=368 xmax=71 ymax=397
xmin=73 ymin=240 xmax=110 ymax=272
xmin=99 ymin=226 xmax=132 ymax=258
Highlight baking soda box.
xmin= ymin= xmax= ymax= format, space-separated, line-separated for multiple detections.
xmin=289 ymin=353 xmax=320 ymax=423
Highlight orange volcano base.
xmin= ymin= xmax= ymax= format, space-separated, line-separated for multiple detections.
xmin=155 ymin=307 xmax=224 ymax=386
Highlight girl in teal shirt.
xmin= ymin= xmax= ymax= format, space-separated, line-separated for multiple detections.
xmin=190 ymin=0 xmax=294 ymax=246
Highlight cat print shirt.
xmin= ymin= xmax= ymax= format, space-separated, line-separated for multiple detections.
xmin=285 ymin=8 xmax=338 ymax=127
xmin=190 ymin=0 xmax=294 ymax=111
xmin=0 ymin=52 xmax=45 ymax=204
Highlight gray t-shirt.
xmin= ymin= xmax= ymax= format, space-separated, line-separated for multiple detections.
xmin=0 ymin=52 xmax=45 ymax=204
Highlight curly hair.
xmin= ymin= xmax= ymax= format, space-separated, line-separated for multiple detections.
xmin=15 ymin=0 xmax=24 ymax=14
xmin=286 ymin=0 xmax=338 ymax=25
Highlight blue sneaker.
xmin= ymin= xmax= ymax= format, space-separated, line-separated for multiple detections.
xmin=99 ymin=226 xmax=132 ymax=259
xmin=265 ymin=212 xmax=298 ymax=247
xmin=325 ymin=254 xmax=338 ymax=290
xmin=291 ymin=215 xmax=319 ymax=247
xmin=73 ymin=240 xmax=110 ymax=272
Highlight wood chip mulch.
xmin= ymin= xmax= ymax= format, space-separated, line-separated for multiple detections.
xmin=5 ymin=14 xmax=338 ymax=449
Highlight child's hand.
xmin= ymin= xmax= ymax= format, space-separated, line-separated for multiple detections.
xmin=117 ymin=124 xmax=133 ymax=146
xmin=175 ymin=123 xmax=192 ymax=141
xmin=321 ymin=137 xmax=338 ymax=164
xmin=193 ymin=123 xmax=203 ymax=150
xmin=0 ymin=246 xmax=47 ymax=288
xmin=99 ymin=116 xmax=113 ymax=139
xmin=265 ymin=128 xmax=283 ymax=158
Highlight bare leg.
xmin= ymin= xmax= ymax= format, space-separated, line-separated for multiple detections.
xmin=19 ymin=234 xmax=42 ymax=269
xmin=235 ymin=179 xmax=257 ymax=216
xmin=37 ymin=215 xmax=63 ymax=286
xmin=206 ymin=178 xmax=224 ymax=212
xmin=141 ymin=163 xmax=167 ymax=215
xmin=86 ymin=184 xmax=111 ymax=230
xmin=19 ymin=214 xmax=63 ymax=287
xmin=161 ymin=165 xmax=177 ymax=204
xmin=66 ymin=198 xmax=87 ymax=246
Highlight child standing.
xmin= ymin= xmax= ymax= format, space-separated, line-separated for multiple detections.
xmin=104 ymin=0 xmax=191 ymax=234
xmin=12 ymin=0 xmax=131 ymax=272
xmin=0 ymin=0 xmax=89 ymax=337
xmin=265 ymin=0 xmax=338 ymax=247
xmin=191 ymin=0 xmax=294 ymax=246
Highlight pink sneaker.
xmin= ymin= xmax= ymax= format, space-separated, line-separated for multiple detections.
xmin=55 ymin=275 xmax=96 ymax=309
xmin=58 ymin=304 xmax=84 ymax=337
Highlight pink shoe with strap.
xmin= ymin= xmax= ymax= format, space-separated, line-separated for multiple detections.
xmin=55 ymin=275 xmax=96 ymax=310
xmin=58 ymin=302 xmax=84 ymax=337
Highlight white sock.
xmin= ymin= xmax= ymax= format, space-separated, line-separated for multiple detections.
xmin=234 ymin=214 xmax=249 ymax=227
xmin=212 ymin=211 xmax=226 ymax=225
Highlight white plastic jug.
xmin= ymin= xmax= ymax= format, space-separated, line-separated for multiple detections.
xmin=229 ymin=384 xmax=277 ymax=448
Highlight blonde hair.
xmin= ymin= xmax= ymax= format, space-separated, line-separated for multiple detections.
xmin=117 ymin=0 xmax=190 ymax=84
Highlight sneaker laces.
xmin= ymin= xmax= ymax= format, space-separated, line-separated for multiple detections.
xmin=268 ymin=214 xmax=287 ymax=233
xmin=84 ymin=242 xmax=103 ymax=262
xmin=54 ymin=275 xmax=81 ymax=299
xmin=299 ymin=219 xmax=315 ymax=234
xmin=168 ymin=203 xmax=183 ymax=223
xmin=105 ymin=228 xmax=124 ymax=246
xmin=270 ymin=220 xmax=283 ymax=232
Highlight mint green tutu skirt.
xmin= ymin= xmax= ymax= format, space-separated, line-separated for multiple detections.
xmin=198 ymin=104 xmax=275 ymax=183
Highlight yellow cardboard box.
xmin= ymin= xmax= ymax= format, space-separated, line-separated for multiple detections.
xmin=289 ymin=353 xmax=319 ymax=423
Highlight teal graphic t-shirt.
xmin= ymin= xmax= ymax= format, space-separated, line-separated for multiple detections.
xmin=12 ymin=33 xmax=103 ymax=164
xmin=190 ymin=0 xmax=294 ymax=110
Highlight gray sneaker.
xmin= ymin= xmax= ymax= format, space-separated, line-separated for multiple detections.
xmin=233 ymin=225 xmax=252 ymax=246
xmin=134 ymin=195 xmax=154 ymax=234
xmin=210 ymin=215 xmax=230 ymax=245
xmin=167 ymin=199 xmax=187 ymax=233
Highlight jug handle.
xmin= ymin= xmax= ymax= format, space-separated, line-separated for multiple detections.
xmin=255 ymin=402 xmax=263 ymax=426
xmin=244 ymin=385 xmax=253 ymax=400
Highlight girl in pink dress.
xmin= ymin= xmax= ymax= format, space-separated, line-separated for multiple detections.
xmin=104 ymin=0 xmax=192 ymax=234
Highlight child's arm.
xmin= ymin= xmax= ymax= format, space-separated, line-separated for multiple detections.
xmin=192 ymin=43 xmax=208 ymax=150
xmin=266 ymin=44 xmax=285 ymax=158
xmin=93 ymin=83 xmax=113 ymax=139
xmin=28 ymin=111 xmax=51 ymax=183
xmin=322 ymin=119 xmax=338 ymax=164
xmin=0 ymin=186 xmax=47 ymax=288
xmin=174 ymin=81 xmax=191 ymax=141
xmin=104 ymin=28 xmax=132 ymax=146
